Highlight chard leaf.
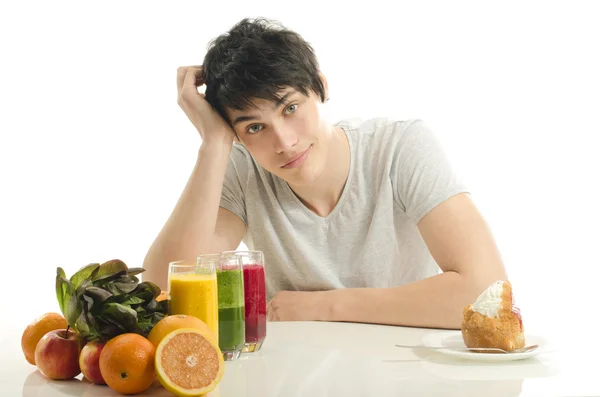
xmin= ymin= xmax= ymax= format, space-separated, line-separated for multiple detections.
xmin=69 ymin=263 xmax=99 ymax=289
xmin=82 ymin=293 xmax=94 ymax=312
xmin=97 ymin=322 xmax=121 ymax=340
xmin=85 ymin=286 xmax=113 ymax=303
xmin=127 ymin=267 xmax=145 ymax=277
xmin=134 ymin=282 xmax=161 ymax=301
xmin=79 ymin=295 xmax=96 ymax=337
xmin=105 ymin=280 xmax=138 ymax=295
xmin=133 ymin=290 xmax=153 ymax=303
xmin=144 ymin=299 xmax=160 ymax=312
xmin=55 ymin=268 xmax=71 ymax=317
xmin=76 ymin=278 xmax=93 ymax=298
xmin=137 ymin=318 xmax=155 ymax=334
xmin=56 ymin=259 xmax=169 ymax=342
xmin=83 ymin=330 xmax=102 ymax=342
xmin=97 ymin=314 xmax=127 ymax=333
xmin=138 ymin=311 xmax=163 ymax=332
xmin=92 ymin=259 xmax=128 ymax=282
xmin=65 ymin=293 xmax=82 ymax=328
xmin=120 ymin=296 xmax=145 ymax=306
xmin=75 ymin=310 xmax=90 ymax=335
xmin=158 ymin=299 xmax=169 ymax=313
xmin=102 ymin=303 xmax=139 ymax=331
xmin=143 ymin=299 xmax=168 ymax=315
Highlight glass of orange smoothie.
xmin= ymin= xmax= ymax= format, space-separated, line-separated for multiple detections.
xmin=168 ymin=258 xmax=219 ymax=343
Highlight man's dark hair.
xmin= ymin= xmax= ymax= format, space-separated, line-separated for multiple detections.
xmin=202 ymin=17 xmax=326 ymax=123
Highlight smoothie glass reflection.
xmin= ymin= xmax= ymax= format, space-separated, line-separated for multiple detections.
xmin=222 ymin=250 xmax=267 ymax=352
xmin=214 ymin=252 xmax=245 ymax=361
xmin=168 ymin=259 xmax=219 ymax=343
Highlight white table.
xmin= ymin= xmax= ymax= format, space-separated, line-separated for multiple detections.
xmin=1 ymin=321 xmax=594 ymax=397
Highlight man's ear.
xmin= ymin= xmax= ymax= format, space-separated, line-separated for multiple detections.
xmin=318 ymin=70 xmax=329 ymax=102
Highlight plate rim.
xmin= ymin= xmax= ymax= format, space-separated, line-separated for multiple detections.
xmin=420 ymin=330 xmax=551 ymax=361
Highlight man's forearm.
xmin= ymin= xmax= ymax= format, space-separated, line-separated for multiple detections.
xmin=323 ymin=271 xmax=499 ymax=329
xmin=142 ymin=139 xmax=232 ymax=289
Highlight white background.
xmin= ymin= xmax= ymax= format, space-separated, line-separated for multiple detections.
xmin=1 ymin=0 xmax=599 ymax=344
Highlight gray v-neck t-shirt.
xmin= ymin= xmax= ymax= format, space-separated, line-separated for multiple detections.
xmin=220 ymin=118 xmax=469 ymax=300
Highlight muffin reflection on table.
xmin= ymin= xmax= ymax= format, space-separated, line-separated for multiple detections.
xmin=461 ymin=280 xmax=525 ymax=352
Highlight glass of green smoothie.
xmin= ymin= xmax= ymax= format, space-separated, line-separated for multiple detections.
xmin=217 ymin=252 xmax=246 ymax=360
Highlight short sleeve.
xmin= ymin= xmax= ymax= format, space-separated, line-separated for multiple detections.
xmin=220 ymin=144 xmax=248 ymax=225
xmin=391 ymin=120 xmax=469 ymax=223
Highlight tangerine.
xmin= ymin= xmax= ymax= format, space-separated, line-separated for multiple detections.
xmin=99 ymin=333 xmax=156 ymax=395
xmin=21 ymin=312 xmax=68 ymax=365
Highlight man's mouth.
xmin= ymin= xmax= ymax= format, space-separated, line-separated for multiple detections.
xmin=281 ymin=145 xmax=312 ymax=169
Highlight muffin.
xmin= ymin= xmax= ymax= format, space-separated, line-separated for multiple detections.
xmin=461 ymin=280 xmax=525 ymax=352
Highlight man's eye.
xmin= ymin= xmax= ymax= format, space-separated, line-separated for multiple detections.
xmin=285 ymin=104 xmax=297 ymax=114
xmin=247 ymin=125 xmax=263 ymax=134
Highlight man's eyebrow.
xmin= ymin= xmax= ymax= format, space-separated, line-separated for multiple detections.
xmin=231 ymin=115 xmax=258 ymax=126
xmin=231 ymin=91 xmax=296 ymax=126
xmin=273 ymin=91 xmax=295 ymax=109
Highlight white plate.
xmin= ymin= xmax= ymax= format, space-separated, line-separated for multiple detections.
xmin=420 ymin=331 xmax=552 ymax=361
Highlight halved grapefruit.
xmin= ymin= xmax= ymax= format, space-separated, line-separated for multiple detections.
xmin=155 ymin=328 xmax=224 ymax=396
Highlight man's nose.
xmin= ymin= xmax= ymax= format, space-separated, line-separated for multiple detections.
xmin=273 ymin=123 xmax=298 ymax=153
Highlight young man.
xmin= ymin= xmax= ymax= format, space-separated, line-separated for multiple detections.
xmin=143 ymin=18 xmax=508 ymax=330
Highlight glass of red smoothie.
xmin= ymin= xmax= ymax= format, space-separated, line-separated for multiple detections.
xmin=222 ymin=250 xmax=267 ymax=353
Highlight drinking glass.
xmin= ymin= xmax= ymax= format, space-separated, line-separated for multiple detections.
xmin=214 ymin=252 xmax=245 ymax=360
xmin=222 ymin=250 xmax=267 ymax=353
xmin=168 ymin=259 xmax=219 ymax=343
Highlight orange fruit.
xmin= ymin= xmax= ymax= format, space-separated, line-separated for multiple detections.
xmin=156 ymin=290 xmax=168 ymax=302
xmin=148 ymin=314 xmax=216 ymax=348
xmin=155 ymin=328 xmax=224 ymax=396
xmin=21 ymin=313 xmax=68 ymax=365
xmin=99 ymin=333 xmax=156 ymax=395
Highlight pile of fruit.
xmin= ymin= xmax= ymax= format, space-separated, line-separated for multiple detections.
xmin=21 ymin=260 xmax=225 ymax=396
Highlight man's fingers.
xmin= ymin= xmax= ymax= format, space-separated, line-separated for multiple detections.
xmin=178 ymin=67 xmax=207 ymax=109
xmin=266 ymin=300 xmax=274 ymax=321
xmin=183 ymin=67 xmax=203 ymax=91
xmin=177 ymin=65 xmax=203 ymax=96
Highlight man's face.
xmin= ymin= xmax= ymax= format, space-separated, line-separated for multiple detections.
xmin=226 ymin=87 xmax=331 ymax=187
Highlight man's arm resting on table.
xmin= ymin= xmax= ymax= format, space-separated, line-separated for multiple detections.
xmin=144 ymin=206 xmax=245 ymax=291
xmin=320 ymin=193 xmax=508 ymax=329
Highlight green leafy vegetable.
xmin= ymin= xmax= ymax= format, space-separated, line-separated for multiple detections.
xmin=55 ymin=268 xmax=71 ymax=316
xmin=55 ymin=259 xmax=168 ymax=342
xmin=70 ymin=263 xmax=99 ymax=289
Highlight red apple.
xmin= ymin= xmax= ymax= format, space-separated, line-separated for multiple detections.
xmin=34 ymin=329 xmax=83 ymax=380
xmin=79 ymin=341 xmax=106 ymax=385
